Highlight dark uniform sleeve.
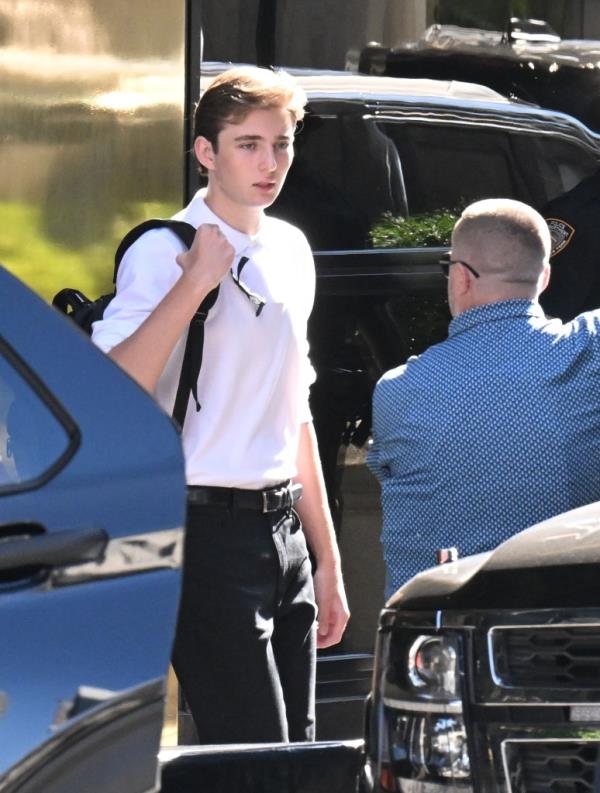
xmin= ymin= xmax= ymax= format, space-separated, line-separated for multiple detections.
xmin=541 ymin=168 xmax=600 ymax=322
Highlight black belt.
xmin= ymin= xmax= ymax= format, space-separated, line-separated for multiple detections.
xmin=187 ymin=481 xmax=303 ymax=513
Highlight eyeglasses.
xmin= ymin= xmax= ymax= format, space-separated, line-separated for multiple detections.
xmin=439 ymin=253 xmax=480 ymax=279
xmin=230 ymin=256 xmax=266 ymax=316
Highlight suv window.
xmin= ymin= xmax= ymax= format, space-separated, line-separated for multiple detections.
xmin=381 ymin=121 xmax=598 ymax=216
xmin=0 ymin=346 xmax=73 ymax=489
xmin=382 ymin=122 xmax=524 ymax=213
xmin=273 ymin=113 xmax=599 ymax=252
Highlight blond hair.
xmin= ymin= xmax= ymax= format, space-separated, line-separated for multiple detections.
xmin=194 ymin=66 xmax=306 ymax=149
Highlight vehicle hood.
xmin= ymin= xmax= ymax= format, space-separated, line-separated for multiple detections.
xmin=388 ymin=500 xmax=600 ymax=611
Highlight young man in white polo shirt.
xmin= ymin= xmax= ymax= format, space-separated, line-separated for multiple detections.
xmin=92 ymin=66 xmax=349 ymax=743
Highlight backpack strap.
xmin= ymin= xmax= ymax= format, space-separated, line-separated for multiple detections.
xmin=113 ymin=218 xmax=197 ymax=282
xmin=114 ymin=218 xmax=219 ymax=431
xmin=172 ymin=287 xmax=220 ymax=429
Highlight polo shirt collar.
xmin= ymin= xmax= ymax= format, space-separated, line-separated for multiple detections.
xmin=449 ymin=299 xmax=545 ymax=338
xmin=185 ymin=189 xmax=261 ymax=255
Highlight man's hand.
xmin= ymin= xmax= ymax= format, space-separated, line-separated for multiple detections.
xmin=313 ymin=563 xmax=350 ymax=649
xmin=176 ymin=223 xmax=235 ymax=295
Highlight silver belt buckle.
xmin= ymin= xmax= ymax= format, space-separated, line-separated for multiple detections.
xmin=261 ymin=487 xmax=282 ymax=513
xmin=261 ymin=483 xmax=301 ymax=513
xmin=261 ymin=490 xmax=271 ymax=513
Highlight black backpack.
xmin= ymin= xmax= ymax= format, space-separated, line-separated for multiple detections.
xmin=53 ymin=219 xmax=218 ymax=430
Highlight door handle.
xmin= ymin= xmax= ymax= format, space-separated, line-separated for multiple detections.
xmin=0 ymin=526 xmax=108 ymax=572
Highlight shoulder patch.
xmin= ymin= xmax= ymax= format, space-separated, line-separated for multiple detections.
xmin=546 ymin=217 xmax=575 ymax=257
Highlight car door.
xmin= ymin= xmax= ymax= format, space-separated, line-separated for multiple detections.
xmin=0 ymin=266 xmax=186 ymax=793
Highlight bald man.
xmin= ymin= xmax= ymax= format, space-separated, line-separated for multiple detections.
xmin=368 ymin=198 xmax=600 ymax=598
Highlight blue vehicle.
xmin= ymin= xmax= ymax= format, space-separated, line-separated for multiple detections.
xmin=0 ymin=265 xmax=186 ymax=792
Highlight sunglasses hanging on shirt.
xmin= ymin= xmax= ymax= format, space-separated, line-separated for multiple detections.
xmin=230 ymin=256 xmax=266 ymax=316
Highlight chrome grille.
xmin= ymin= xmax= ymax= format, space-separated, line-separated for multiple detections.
xmin=490 ymin=625 xmax=600 ymax=688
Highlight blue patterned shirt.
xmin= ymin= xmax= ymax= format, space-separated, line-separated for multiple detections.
xmin=368 ymin=299 xmax=600 ymax=598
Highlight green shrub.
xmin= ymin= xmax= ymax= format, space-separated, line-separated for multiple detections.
xmin=369 ymin=209 xmax=459 ymax=248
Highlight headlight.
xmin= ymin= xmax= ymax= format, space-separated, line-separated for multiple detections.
xmin=369 ymin=627 xmax=472 ymax=792
xmin=388 ymin=712 xmax=471 ymax=782
xmin=408 ymin=635 xmax=458 ymax=700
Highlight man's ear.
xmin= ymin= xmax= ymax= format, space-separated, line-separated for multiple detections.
xmin=456 ymin=262 xmax=472 ymax=296
xmin=539 ymin=262 xmax=551 ymax=294
xmin=194 ymin=136 xmax=216 ymax=172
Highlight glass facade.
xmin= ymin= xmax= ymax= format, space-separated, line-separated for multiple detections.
xmin=200 ymin=0 xmax=600 ymax=72
xmin=0 ymin=0 xmax=186 ymax=301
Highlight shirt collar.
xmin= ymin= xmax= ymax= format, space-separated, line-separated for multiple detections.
xmin=185 ymin=189 xmax=261 ymax=256
xmin=449 ymin=299 xmax=545 ymax=338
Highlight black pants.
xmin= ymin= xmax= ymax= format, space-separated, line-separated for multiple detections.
xmin=172 ymin=500 xmax=317 ymax=744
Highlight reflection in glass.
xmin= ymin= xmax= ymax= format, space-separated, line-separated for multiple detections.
xmin=202 ymin=0 xmax=598 ymax=73
xmin=0 ymin=356 xmax=70 ymax=487
xmin=0 ymin=0 xmax=186 ymax=302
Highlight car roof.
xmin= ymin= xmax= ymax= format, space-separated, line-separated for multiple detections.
xmin=287 ymin=69 xmax=511 ymax=104
xmin=201 ymin=61 xmax=510 ymax=104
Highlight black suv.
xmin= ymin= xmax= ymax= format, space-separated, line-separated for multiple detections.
xmin=265 ymin=69 xmax=600 ymax=739
xmin=362 ymin=500 xmax=600 ymax=793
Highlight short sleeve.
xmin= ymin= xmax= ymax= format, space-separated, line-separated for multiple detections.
xmin=91 ymin=228 xmax=186 ymax=353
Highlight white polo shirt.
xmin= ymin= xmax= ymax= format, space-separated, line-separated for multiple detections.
xmin=92 ymin=190 xmax=316 ymax=488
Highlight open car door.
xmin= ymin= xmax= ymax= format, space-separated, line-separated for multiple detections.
xmin=0 ymin=266 xmax=185 ymax=793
